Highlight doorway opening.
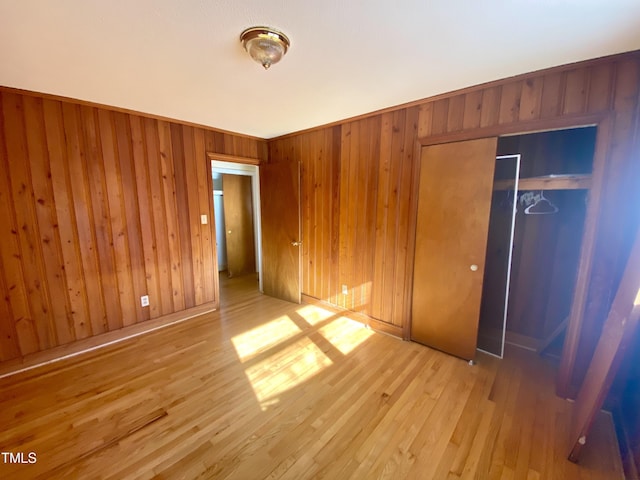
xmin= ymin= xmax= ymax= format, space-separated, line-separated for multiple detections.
xmin=211 ymin=160 xmax=262 ymax=299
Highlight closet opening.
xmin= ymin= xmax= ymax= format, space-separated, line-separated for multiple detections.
xmin=477 ymin=126 xmax=597 ymax=359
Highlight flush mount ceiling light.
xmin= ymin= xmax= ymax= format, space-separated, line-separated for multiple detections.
xmin=240 ymin=26 xmax=290 ymax=70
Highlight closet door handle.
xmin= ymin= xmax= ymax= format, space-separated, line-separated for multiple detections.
xmin=470 ymin=264 xmax=479 ymax=272
xmin=291 ymin=241 xmax=302 ymax=247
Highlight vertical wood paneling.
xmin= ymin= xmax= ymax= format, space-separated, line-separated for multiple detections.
xmin=158 ymin=122 xmax=185 ymax=312
xmin=329 ymin=126 xmax=341 ymax=306
xmin=431 ymin=99 xmax=449 ymax=135
xmin=321 ymin=128 xmax=335 ymax=303
xmin=586 ymin=64 xmax=614 ymax=112
xmin=82 ymin=106 xmax=122 ymax=332
xmin=381 ymin=110 xmax=406 ymax=323
xmin=352 ymin=120 xmax=367 ymax=311
xmin=371 ymin=112 xmax=394 ymax=321
xmin=311 ymin=132 xmax=322 ymax=298
xmin=5 ymin=94 xmax=55 ymax=349
xmin=391 ymin=106 xmax=418 ymax=326
xmin=144 ymin=117 xmax=174 ymax=315
xmin=365 ymin=117 xmax=381 ymax=316
xmin=61 ymin=103 xmax=108 ymax=335
xmin=98 ymin=109 xmax=137 ymax=327
xmin=23 ymin=96 xmax=73 ymax=345
xmin=0 ymin=268 xmax=19 ymax=361
xmin=43 ymin=100 xmax=91 ymax=339
xmin=302 ymin=136 xmax=312 ymax=296
xmin=194 ymin=128 xmax=216 ymax=303
xmin=563 ymin=68 xmax=589 ymax=115
xmin=0 ymin=89 xmax=261 ymax=361
xmin=418 ymin=103 xmax=433 ymax=138
xmin=166 ymin=125 xmax=195 ymax=306
xmin=447 ymin=95 xmax=465 ymax=132
xmin=0 ymin=95 xmax=34 ymax=356
xmin=113 ymin=112 xmax=148 ymax=324
xmin=540 ymin=72 xmax=564 ymax=118
xmin=180 ymin=125 xmax=201 ymax=307
xmin=338 ymin=122 xmax=355 ymax=309
xmin=480 ymin=86 xmax=501 ymax=127
xmin=130 ymin=116 xmax=161 ymax=319
xmin=499 ymin=81 xmax=522 ymax=124
xmin=462 ymin=90 xmax=483 ymax=130
xmin=519 ymin=77 xmax=543 ymax=122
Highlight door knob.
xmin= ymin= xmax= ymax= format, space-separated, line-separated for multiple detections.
xmin=470 ymin=264 xmax=479 ymax=271
xmin=291 ymin=241 xmax=302 ymax=247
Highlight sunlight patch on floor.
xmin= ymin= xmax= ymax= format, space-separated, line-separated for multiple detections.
xmin=244 ymin=337 xmax=332 ymax=409
xmin=231 ymin=315 xmax=302 ymax=361
xmin=295 ymin=304 xmax=336 ymax=325
xmin=318 ymin=316 xmax=375 ymax=355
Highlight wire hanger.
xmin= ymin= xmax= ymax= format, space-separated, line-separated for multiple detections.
xmin=524 ymin=190 xmax=559 ymax=215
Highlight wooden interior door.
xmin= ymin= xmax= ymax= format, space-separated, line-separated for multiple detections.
xmin=222 ymin=174 xmax=256 ymax=278
xmin=260 ymin=157 xmax=301 ymax=303
xmin=411 ymin=138 xmax=497 ymax=360
xmin=568 ymin=225 xmax=640 ymax=461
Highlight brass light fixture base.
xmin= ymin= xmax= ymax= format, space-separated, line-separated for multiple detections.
xmin=240 ymin=26 xmax=290 ymax=70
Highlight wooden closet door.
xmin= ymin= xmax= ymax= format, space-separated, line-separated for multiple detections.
xmin=411 ymin=138 xmax=497 ymax=360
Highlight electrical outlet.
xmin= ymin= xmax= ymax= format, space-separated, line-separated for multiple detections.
xmin=200 ymin=214 xmax=208 ymax=225
xmin=141 ymin=295 xmax=150 ymax=307
xmin=342 ymin=284 xmax=348 ymax=295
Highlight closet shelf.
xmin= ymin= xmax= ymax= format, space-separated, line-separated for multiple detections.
xmin=493 ymin=173 xmax=592 ymax=191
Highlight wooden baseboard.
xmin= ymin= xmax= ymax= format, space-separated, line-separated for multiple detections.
xmin=0 ymin=303 xmax=217 ymax=379
xmin=301 ymin=294 xmax=403 ymax=338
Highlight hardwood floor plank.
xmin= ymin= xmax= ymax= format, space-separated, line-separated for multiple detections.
xmin=0 ymin=274 xmax=624 ymax=479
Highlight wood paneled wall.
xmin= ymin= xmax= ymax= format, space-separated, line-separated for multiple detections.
xmin=0 ymin=88 xmax=266 ymax=362
xmin=269 ymin=52 xmax=640 ymax=389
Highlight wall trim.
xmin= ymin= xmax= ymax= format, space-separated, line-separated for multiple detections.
xmin=206 ymin=152 xmax=262 ymax=165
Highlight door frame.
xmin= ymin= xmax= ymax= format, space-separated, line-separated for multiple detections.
xmin=211 ymin=160 xmax=263 ymax=291
xmin=404 ymin=113 xmax=611 ymax=397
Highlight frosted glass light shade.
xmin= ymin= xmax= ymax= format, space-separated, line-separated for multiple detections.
xmin=240 ymin=27 xmax=290 ymax=70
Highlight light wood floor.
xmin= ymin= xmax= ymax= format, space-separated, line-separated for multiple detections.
xmin=0 ymin=274 xmax=624 ymax=479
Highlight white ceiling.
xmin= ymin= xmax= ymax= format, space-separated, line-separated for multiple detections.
xmin=1 ymin=1 xmax=639 ymax=139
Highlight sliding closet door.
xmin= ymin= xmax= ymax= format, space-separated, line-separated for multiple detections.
xmin=411 ymin=138 xmax=497 ymax=360
xmin=477 ymin=155 xmax=521 ymax=357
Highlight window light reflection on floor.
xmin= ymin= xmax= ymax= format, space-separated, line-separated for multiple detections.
xmin=234 ymin=304 xmax=376 ymax=410
xmin=295 ymin=304 xmax=335 ymax=325
xmin=318 ymin=316 xmax=375 ymax=355
xmin=244 ymin=337 xmax=332 ymax=408
xmin=231 ymin=315 xmax=302 ymax=361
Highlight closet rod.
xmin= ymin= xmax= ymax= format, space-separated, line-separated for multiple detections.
xmin=493 ymin=173 xmax=592 ymax=191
